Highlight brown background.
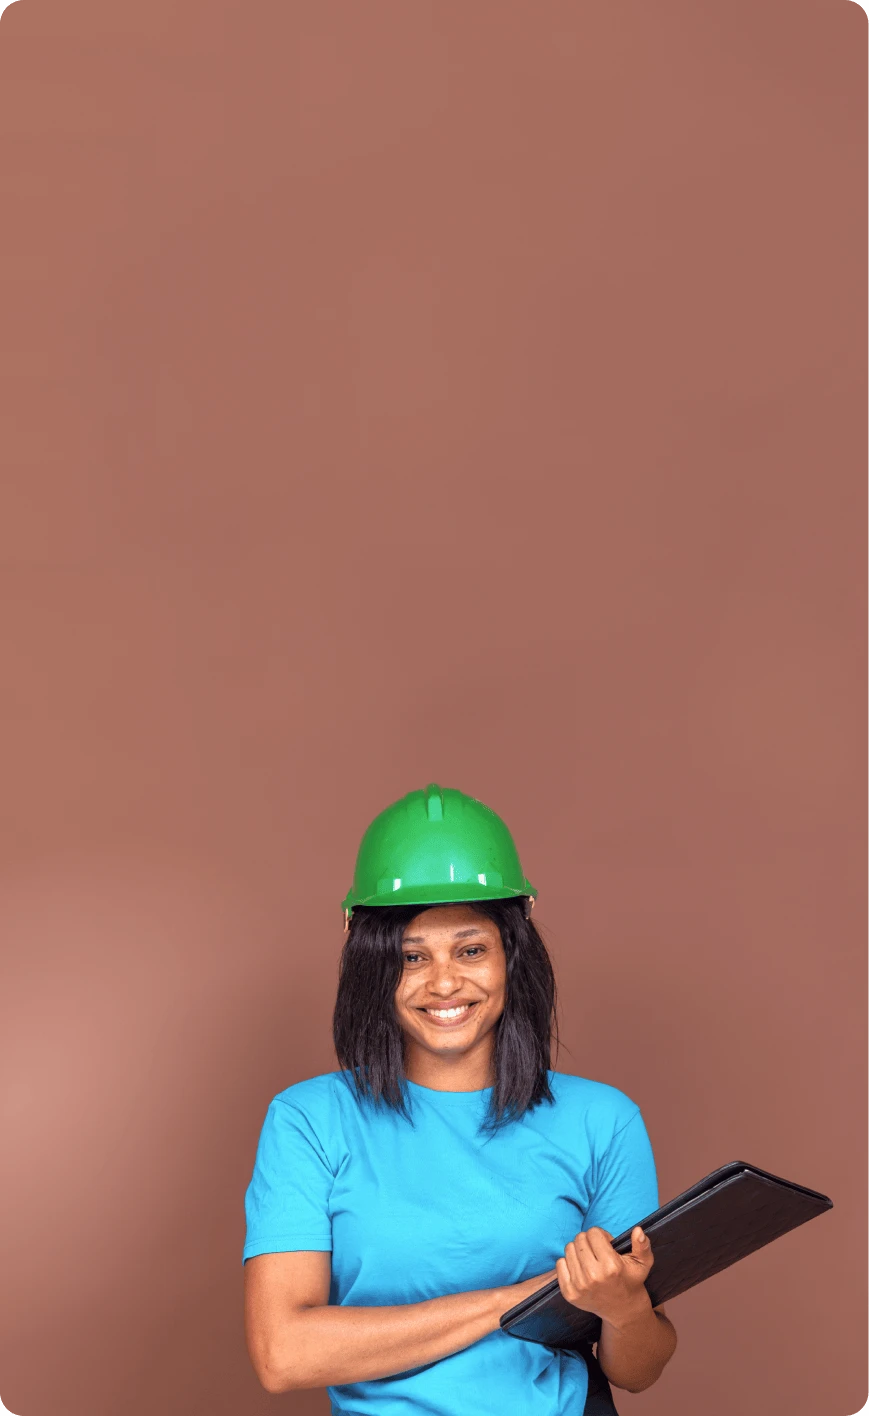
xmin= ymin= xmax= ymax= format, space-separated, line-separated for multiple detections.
xmin=0 ymin=1 xmax=865 ymax=1413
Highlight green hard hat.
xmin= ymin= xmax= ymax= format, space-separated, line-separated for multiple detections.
xmin=342 ymin=783 xmax=537 ymax=920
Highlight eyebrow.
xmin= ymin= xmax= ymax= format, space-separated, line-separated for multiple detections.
xmin=401 ymin=926 xmax=485 ymax=944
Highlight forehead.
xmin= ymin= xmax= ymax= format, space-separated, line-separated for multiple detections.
xmin=400 ymin=904 xmax=501 ymax=943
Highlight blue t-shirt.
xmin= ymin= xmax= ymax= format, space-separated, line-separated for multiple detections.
xmin=243 ymin=1068 xmax=659 ymax=1416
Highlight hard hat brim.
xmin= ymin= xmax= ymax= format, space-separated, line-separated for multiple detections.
xmin=342 ymin=880 xmax=537 ymax=914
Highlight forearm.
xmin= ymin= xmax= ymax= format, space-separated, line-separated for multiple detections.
xmin=596 ymin=1295 xmax=677 ymax=1394
xmin=267 ymin=1270 xmax=555 ymax=1391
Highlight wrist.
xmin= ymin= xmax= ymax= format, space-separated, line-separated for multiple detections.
xmin=493 ymin=1269 xmax=556 ymax=1324
xmin=489 ymin=1285 xmax=510 ymax=1326
xmin=599 ymin=1289 xmax=654 ymax=1335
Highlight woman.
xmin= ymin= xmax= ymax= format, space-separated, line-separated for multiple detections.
xmin=243 ymin=783 xmax=677 ymax=1414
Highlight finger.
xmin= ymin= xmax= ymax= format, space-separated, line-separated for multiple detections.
xmin=574 ymin=1232 xmax=604 ymax=1281
xmin=563 ymin=1238 xmax=588 ymax=1290
xmin=556 ymin=1254 xmax=580 ymax=1301
xmin=584 ymin=1227 xmax=616 ymax=1263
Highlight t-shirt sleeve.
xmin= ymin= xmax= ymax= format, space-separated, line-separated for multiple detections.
xmin=243 ymin=1095 xmax=334 ymax=1264
xmin=582 ymin=1106 xmax=659 ymax=1238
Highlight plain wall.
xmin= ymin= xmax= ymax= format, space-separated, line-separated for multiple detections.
xmin=0 ymin=2 xmax=865 ymax=1413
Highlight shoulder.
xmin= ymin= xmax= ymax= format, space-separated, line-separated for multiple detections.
xmin=271 ymin=1070 xmax=349 ymax=1121
xmin=274 ymin=1070 xmax=344 ymax=1105
xmin=548 ymin=1070 xmax=643 ymax=1138
xmin=261 ymin=1072 xmax=352 ymax=1169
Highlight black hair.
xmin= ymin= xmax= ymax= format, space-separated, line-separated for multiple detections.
xmin=332 ymin=897 xmax=562 ymax=1137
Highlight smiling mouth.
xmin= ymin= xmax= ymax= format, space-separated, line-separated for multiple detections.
xmin=417 ymin=1002 xmax=480 ymax=1022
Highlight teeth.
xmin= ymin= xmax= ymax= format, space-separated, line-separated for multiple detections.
xmin=426 ymin=1004 xmax=471 ymax=1018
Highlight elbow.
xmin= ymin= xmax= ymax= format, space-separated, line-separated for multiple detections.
xmin=256 ymin=1359 xmax=299 ymax=1395
xmin=257 ymin=1363 xmax=287 ymax=1395
xmin=612 ymin=1371 xmax=660 ymax=1396
xmin=250 ymin=1344 xmax=303 ymax=1395
xmin=260 ymin=1373 xmax=292 ymax=1396
xmin=621 ymin=1342 xmax=679 ymax=1395
xmin=245 ymin=1306 xmax=319 ymax=1393
xmin=602 ymin=1336 xmax=678 ymax=1396
xmin=621 ymin=1377 xmax=655 ymax=1395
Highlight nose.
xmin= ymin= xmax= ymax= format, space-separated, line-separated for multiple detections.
xmin=427 ymin=960 xmax=464 ymax=995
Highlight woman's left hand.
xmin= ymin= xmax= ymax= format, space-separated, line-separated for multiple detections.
xmin=555 ymin=1226 xmax=654 ymax=1327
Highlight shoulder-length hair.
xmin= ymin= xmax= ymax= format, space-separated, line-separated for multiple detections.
xmin=332 ymin=897 xmax=561 ymax=1136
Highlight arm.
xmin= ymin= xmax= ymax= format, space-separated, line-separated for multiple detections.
xmin=596 ymin=1298 xmax=678 ymax=1394
xmin=556 ymin=1222 xmax=677 ymax=1394
xmin=244 ymin=1250 xmax=557 ymax=1392
xmin=573 ymin=1106 xmax=676 ymax=1392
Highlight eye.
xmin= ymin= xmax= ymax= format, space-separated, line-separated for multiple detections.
xmin=403 ymin=952 xmax=422 ymax=964
xmin=463 ymin=946 xmax=484 ymax=957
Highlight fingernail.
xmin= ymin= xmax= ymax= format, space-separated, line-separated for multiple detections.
xmin=637 ymin=1227 xmax=646 ymax=1241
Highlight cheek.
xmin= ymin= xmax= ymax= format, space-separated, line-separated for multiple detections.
xmin=484 ymin=962 xmax=507 ymax=994
xmin=394 ymin=980 xmax=414 ymax=1012
xmin=476 ymin=982 xmax=505 ymax=1015
xmin=395 ymin=994 xmax=424 ymax=1032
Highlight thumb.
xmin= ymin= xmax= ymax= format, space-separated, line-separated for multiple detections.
xmin=631 ymin=1225 xmax=653 ymax=1264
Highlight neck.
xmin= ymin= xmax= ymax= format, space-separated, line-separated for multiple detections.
xmin=402 ymin=1037 xmax=496 ymax=1092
